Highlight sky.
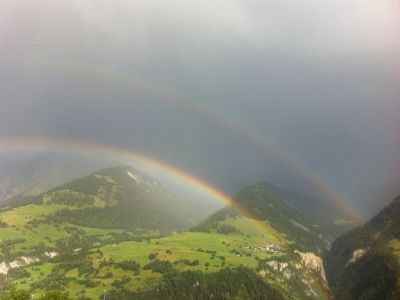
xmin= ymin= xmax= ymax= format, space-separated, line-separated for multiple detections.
xmin=1 ymin=0 xmax=399 ymax=215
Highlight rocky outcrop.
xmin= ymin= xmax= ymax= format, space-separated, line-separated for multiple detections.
xmin=44 ymin=251 xmax=59 ymax=258
xmin=346 ymin=248 xmax=367 ymax=266
xmin=295 ymin=251 xmax=326 ymax=282
xmin=259 ymin=260 xmax=294 ymax=280
xmin=0 ymin=256 xmax=40 ymax=275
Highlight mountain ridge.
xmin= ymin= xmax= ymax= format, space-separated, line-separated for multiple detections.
xmin=324 ymin=195 xmax=400 ymax=300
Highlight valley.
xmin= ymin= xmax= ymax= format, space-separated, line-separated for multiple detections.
xmin=0 ymin=164 xmax=397 ymax=300
xmin=0 ymin=165 xmax=343 ymax=299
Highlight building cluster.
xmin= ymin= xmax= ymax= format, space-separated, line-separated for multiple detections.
xmin=242 ymin=244 xmax=282 ymax=253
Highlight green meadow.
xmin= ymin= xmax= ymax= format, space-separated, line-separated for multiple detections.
xmin=0 ymin=167 xmax=328 ymax=299
xmin=8 ymin=228 xmax=283 ymax=298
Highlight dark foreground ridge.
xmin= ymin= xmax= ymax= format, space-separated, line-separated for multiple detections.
xmin=324 ymin=196 xmax=400 ymax=300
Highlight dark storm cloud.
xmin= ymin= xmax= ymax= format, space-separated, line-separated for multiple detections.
xmin=1 ymin=0 xmax=399 ymax=212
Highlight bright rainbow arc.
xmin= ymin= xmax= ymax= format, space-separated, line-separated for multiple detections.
xmin=6 ymin=57 xmax=364 ymax=223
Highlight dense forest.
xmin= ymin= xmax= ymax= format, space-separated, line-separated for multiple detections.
xmin=0 ymin=267 xmax=284 ymax=300
xmin=0 ymin=289 xmax=70 ymax=300
xmin=324 ymin=196 xmax=400 ymax=300
xmin=105 ymin=267 xmax=284 ymax=300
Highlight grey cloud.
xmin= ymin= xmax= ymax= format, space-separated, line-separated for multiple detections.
xmin=1 ymin=0 xmax=399 ymax=215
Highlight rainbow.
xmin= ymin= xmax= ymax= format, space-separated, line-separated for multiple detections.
xmin=5 ymin=57 xmax=364 ymax=223
xmin=0 ymin=136 xmax=274 ymax=232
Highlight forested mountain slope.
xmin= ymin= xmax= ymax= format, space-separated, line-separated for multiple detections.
xmin=324 ymin=196 xmax=400 ymax=300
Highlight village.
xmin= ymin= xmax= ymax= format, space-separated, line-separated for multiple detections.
xmin=242 ymin=243 xmax=282 ymax=254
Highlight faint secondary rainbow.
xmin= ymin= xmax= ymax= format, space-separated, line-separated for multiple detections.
xmin=209 ymin=117 xmax=365 ymax=223
xmin=7 ymin=57 xmax=363 ymax=223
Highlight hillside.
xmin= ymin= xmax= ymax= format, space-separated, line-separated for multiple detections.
xmin=192 ymin=184 xmax=333 ymax=298
xmin=324 ymin=196 xmax=400 ymax=300
xmin=232 ymin=184 xmax=333 ymax=253
xmin=50 ymin=166 xmax=211 ymax=232
xmin=0 ymin=174 xmax=332 ymax=299
xmin=0 ymin=152 xmax=117 ymax=203
xmin=1 ymin=165 xmax=211 ymax=235
xmin=258 ymin=182 xmax=357 ymax=237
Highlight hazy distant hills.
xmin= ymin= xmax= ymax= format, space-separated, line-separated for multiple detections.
xmin=1 ymin=151 xmax=394 ymax=221
xmin=257 ymin=182 xmax=357 ymax=238
xmin=0 ymin=152 xmax=118 ymax=203
xmin=324 ymin=195 xmax=400 ymax=300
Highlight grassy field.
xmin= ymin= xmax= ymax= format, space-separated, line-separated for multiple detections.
xmin=0 ymin=219 xmax=122 ymax=256
xmin=0 ymin=185 xmax=292 ymax=298
xmin=0 ymin=188 xmax=129 ymax=257
xmin=2 ymin=210 xmax=286 ymax=298
xmin=8 ymin=229 xmax=283 ymax=298
xmin=99 ymin=232 xmax=276 ymax=269
xmin=13 ymin=263 xmax=56 ymax=289
xmin=0 ymin=204 xmax=71 ymax=226
xmin=0 ymin=180 xmax=315 ymax=299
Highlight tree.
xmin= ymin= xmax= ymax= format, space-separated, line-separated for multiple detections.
xmin=40 ymin=291 xmax=70 ymax=300
xmin=1 ymin=288 xmax=30 ymax=300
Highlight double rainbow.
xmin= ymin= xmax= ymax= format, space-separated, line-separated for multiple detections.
xmin=2 ymin=57 xmax=364 ymax=224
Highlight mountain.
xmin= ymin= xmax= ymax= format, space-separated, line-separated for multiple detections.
xmin=324 ymin=195 xmax=400 ymax=300
xmin=192 ymin=184 xmax=332 ymax=298
xmin=0 ymin=175 xmax=332 ymax=299
xmin=52 ymin=165 xmax=218 ymax=232
xmin=234 ymin=184 xmax=334 ymax=253
xmin=1 ymin=165 xmax=212 ymax=234
xmin=0 ymin=152 xmax=118 ymax=203
xmin=258 ymin=182 xmax=358 ymax=238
